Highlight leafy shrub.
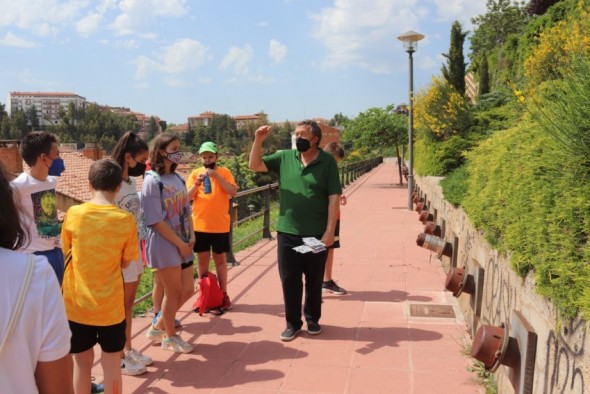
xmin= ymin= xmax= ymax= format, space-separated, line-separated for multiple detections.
xmin=414 ymin=134 xmax=471 ymax=176
xmin=440 ymin=164 xmax=469 ymax=207
xmin=462 ymin=123 xmax=590 ymax=318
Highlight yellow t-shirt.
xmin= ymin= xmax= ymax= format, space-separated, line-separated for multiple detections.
xmin=187 ymin=166 xmax=236 ymax=233
xmin=61 ymin=203 xmax=139 ymax=326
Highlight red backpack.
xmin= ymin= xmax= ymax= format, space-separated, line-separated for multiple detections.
xmin=193 ymin=272 xmax=224 ymax=315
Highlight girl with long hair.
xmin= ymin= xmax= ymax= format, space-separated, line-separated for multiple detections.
xmin=142 ymin=133 xmax=195 ymax=353
xmin=111 ymin=131 xmax=152 ymax=374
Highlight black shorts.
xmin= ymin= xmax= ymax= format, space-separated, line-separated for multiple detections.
xmin=328 ymin=220 xmax=341 ymax=249
xmin=181 ymin=260 xmax=194 ymax=270
xmin=69 ymin=319 xmax=126 ymax=354
xmin=193 ymin=232 xmax=230 ymax=254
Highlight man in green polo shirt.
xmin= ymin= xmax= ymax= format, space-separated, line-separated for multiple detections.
xmin=249 ymin=120 xmax=342 ymax=341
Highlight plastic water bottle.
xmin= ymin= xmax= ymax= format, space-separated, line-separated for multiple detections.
xmin=203 ymin=174 xmax=212 ymax=194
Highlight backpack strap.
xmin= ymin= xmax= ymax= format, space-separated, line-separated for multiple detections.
xmin=0 ymin=254 xmax=35 ymax=356
xmin=146 ymin=170 xmax=163 ymax=193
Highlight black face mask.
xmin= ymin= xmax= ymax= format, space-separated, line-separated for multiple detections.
xmin=296 ymin=137 xmax=311 ymax=153
xmin=203 ymin=162 xmax=216 ymax=169
xmin=128 ymin=162 xmax=147 ymax=177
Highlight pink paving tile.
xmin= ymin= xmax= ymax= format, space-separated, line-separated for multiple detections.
xmin=194 ymin=335 xmax=250 ymax=360
xmin=216 ymin=360 xmax=292 ymax=390
xmin=411 ymin=346 xmax=473 ymax=372
xmin=291 ymin=337 xmax=355 ymax=367
xmin=281 ymin=364 xmax=349 ymax=393
xmin=352 ymin=339 xmax=411 ymax=370
xmin=413 ymin=371 xmax=484 ymax=394
xmin=361 ymin=301 xmax=408 ymax=323
xmin=239 ymin=339 xmax=302 ymax=363
xmin=347 ymin=368 xmax=412 ymax=394
xmin=356 ymin=321 xmax=412 ymax=347
xmin=149 ymin=358 xmax=234 ymax=392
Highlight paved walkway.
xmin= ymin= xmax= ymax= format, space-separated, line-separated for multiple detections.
xmin=95 ymin=161 xmax=484 ymax=393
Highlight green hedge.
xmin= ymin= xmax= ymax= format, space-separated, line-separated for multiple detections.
xmin=461 ymin=123 xmax=590 ymax=318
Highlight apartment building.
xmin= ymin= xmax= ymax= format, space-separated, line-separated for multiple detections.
xmin=7 ymin=91 xmax=87 ymax=126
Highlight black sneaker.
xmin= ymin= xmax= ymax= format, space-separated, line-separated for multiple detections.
xmin=280 ymin=327 xmax=301 ymax=342
xmin=322 ymin=279 xmax=347 ymax=295
xmin=307 ymin=321 xmax=322 ymax=335
xmin=91 ymin=382 xmax=104 ymax=393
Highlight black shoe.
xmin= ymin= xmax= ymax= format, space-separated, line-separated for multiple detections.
xmin=322 ymin=279 xmax=347 ymax=295
xmin=307 ymin=321 xmax=322 ymax=335
xmin=280 ymin=327 xmax=301 ymax=342
xmin=91 ymin=382 xmax=104 ymax=394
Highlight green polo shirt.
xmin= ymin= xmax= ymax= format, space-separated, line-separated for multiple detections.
xmin=263 ymin=149 xmax=342 ymax=236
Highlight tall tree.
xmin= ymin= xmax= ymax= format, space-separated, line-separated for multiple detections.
xmin=478 ymin=54 xmax=491 ymax=97
xmin=442 ymin=21 xmax=467 ymax=96
xmin=147 ymin=116 xmax=159 ymax=141
xmin=528 ymin=0 xmax=562 ymax=15
xmin=11 ymin=110 xmax=29 ymax=138
xmin=344 ymin=105 xmax=407 ymax=184
xmin=25 ymin=105 xmax=40 ymax=131
xmin=329 ymin=113 xmax=350 ymax=127
xmin=470 ymin=0 xmax=529 ymax=63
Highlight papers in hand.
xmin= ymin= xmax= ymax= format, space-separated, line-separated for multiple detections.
xmin=293 ymin=237 xmax=326 ymax=254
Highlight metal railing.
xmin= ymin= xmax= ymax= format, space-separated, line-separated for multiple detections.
xmin=226 ymin=182 xmax=279 ymax=265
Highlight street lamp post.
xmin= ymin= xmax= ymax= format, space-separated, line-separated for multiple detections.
xmin=397 ymin=30 xmax=424 ymax=210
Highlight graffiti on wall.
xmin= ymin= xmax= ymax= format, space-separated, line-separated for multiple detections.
xmin=482 ymin=256 xmax=516 ymax=326
xmin=543 ymin=318 xmax=585 ymax=394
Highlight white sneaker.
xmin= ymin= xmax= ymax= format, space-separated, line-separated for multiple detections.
xmin=146 ymin=325 xmax=164 ymax=344
xmin=121 ymin=355 xmax=147 ymax=376
xmin=125 ymin=348 xmax=153 ymax=367
xmin=161 ymin=335 xmax=193 ymax=354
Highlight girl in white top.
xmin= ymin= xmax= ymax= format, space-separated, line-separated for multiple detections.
xmin=0 ymin=161 xmax=73 ymax=393
xmin=111 ymin=132 xmax=152 ymax=374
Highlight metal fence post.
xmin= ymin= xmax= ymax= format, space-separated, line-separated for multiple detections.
xmin=226 ymin=198 xmax=239 ymax=266
xmin=262 ymin=184 xmax=273 ymax=239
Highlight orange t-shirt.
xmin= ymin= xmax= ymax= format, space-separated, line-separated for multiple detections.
xmin=187 ymin=166 xmax=237 ymax=233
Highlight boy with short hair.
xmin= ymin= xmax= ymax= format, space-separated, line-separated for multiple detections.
xmin=11 ymin=131 xmax=66 ymax=285
xmin=187 ymin=141 xmax=238 ymax=311
xmin=322 ymin=142 xmax=347 ymax=295
xmin=61 ymin=158 xmax=139 ymax=394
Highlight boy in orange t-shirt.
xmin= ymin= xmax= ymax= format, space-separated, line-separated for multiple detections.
xmin=187 ymin=142 xmax=238 ymax=311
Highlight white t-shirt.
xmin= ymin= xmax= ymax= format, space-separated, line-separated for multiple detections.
xmin=0 ymin=249 xmax=71 ymax=393
xmin=114 ymin=177 xmax=144 ymax=281
xmin=10 ymin=173 xmax=61 ymax=253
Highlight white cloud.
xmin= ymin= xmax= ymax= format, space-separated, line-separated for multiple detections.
xmin=219 ymin=45 xmax=253 ymax=75
xmin=431 ymin=0 xmax=488 ymax=25
xmin=256 ymin=21 xmax=269 ymax=27
xmin=268 ymin=39 xmax=287 ymax=64
xmin=161 ymin=39 xmax=210 ymax=73
xmin=134 ymin=38 xmax=210 ymax=80
xmin=76 ymin=12 xmax=103 ymax=36
xmin=0 ymin=31 xmax=37 ymax=48
xmin=0 ymin=0 xmax=89 ymax=36
xmin=112 ymin=0 xmax=189 ymax=37
xmin=310 ymin=0 xmax=421 ymax=74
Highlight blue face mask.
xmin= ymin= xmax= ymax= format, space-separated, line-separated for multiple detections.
xmin=48 ymin=157 xmax=65 ymax=176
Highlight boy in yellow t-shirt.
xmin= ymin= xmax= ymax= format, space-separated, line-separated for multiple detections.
xmin=187 ymin=141 xmax=238 ymax=311
xmin=61 ymin=159 xmax=139 ymax=394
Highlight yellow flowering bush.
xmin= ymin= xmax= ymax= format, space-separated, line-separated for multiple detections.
xmin=524 ymin=0 xmax=590 ymax=87
xmin=414 ymin=76 xmax=469 ymax=141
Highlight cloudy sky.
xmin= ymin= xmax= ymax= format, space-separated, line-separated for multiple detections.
xmin=0 ymin=0 xmax=488 ymax=124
